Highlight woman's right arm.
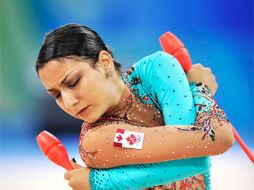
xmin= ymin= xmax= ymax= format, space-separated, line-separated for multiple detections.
xmin=86 ymin=52 xmax=230 ymax=189
xmin=82 ymin=52 xmax=234 ymax=169
xmin=81 ymin=82 xmax=234 ymax=169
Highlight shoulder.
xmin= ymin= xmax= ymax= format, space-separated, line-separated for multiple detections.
xmin=122 ymin=51 xmax=178 ymax=84
xmin=130 ymin=51 xmax=183 ymax=79
xmin=122 ymin=51 xmax=176 ymax=77
xmin=134 ymin=51 xmax=175 ymax=68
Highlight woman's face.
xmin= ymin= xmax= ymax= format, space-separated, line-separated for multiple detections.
xmin=38 ymin=54 xmax=122 ymax=124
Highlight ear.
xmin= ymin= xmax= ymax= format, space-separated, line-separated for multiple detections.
xmin=97 ymin=50 xmax=115 ymax=72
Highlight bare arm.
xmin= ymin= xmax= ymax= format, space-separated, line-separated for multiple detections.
xmin=66 ymin=53 xmax=226 ymax=189
xmin=82 ymin=117 xmax=233 ymax=169
xmin=81 ymin=82 xmax=234 ymax=168
xmin=82 ymin=82 xmax=235 ymax=169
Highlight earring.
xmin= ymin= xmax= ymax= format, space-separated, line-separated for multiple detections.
xmin=106 ymin=70 xmax=113 ymax=78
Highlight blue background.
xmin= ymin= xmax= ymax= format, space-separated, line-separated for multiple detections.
xmin=0 ymin=0 xmax=253 ymax=189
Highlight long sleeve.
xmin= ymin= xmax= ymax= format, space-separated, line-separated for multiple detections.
xmin=132 ymin=51 xmax=196 ymax=125
xmin=89 ymin=157 xmax=210 ymax=190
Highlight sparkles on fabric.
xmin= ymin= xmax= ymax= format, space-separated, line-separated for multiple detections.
xmin=78 ymin=51 xmax=232 ymax=190
xmin=79 ymin=83 xmax=208 ymax=189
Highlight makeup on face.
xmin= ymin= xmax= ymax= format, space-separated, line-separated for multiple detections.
xmin=46 ymin=70 xmax=82 ymax=99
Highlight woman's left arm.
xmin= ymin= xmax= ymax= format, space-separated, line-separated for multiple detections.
xmin=186 ymin=63 xmax=218 ymax=96
xmin=64 ymin=164 xmax=91 ymax=190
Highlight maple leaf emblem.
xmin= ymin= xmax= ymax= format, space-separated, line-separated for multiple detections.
xmin=116 ymin=134 xmax=123 ymax=141
xmin=126 ymin=134 xmax=137 ymax=145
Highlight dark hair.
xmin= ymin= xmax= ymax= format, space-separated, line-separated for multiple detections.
xmin=36 ymin=24 xmax=121 ymax=75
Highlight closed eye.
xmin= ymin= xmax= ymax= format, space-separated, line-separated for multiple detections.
xmin=55 ymin=93 xmax=61 ymax=99
xmin=68 ymin=77 xmax=81 ymax=88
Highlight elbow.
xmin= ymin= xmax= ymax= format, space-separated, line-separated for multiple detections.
xmin=227 ymin=126 xmax=235 ymax=147
xmin=84 ymin=155 xmax=112 ymax=169
xmin=217 ymin=121 xmax=235 ymax=154
xmin=223 ymin=121 xmax=235 ymax=149
xmin=84 ymin=159 xmax=97 ymax=169
xmin=88 ymin=163 xmax=119 ymax=169
xmin=85 ymin=158 xmax=120 ymax=169
xmin=85 ymin=160 xmax=108 ymax=169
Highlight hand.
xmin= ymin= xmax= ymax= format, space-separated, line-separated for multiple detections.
xmin=64 ymin=160 xmax=91 ymax=190
xmin=186 ymin=63 xmax=218 ymax=96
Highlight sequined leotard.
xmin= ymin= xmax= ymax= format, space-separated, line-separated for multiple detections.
xmin=79 ymin=51 xmax=233 ymax=189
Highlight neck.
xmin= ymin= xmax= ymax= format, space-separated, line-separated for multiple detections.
xmin=105 ymin=77 xmax=130 ymax=115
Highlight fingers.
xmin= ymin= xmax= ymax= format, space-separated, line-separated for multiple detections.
xmin=193 ymin=63 xmax=210 ymax=70
xmin=73 ymin=163 xmax=83 ymax=169
xmin=64 ymin=171 xmax=77 ymax=189
xmin=70 ymin=158 xmax=83 ymax=169
xmin=210 ymin=82 xmax=218 ymax=96
xmin=192 ymin=63 xmax=214 ymax=77
xmin=64 ymin=169 xmax=84 ymax=190
xmin=64 ymin=167 xmax=91 ymax=190
xmin=194 ymin=63 xmax=215 ymax=77
xmin=194 ymin=63 xmax=202 ymax=66
xmin=64 ymin=171 xmax=71 ymax=180
xmin=70 ymin=158 xmax=77 ymax=169
xmin=205 ymin=68 xmax=212 ymax=73
xmin=210 ymin=81 xmax=218 ymax=96
xmin=190 ymin=63 xmax=219 ymax=96
xmin=68 ymin=178 xmax=76 ymax=189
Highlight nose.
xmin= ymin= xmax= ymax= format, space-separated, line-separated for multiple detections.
xmin=61 ymin=91 xmax=79 ymax=109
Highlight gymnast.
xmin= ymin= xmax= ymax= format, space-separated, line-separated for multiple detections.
xmin=36 ymin=24 xmax=234 ymax=190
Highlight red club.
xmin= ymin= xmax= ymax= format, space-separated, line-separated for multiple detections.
xmin=36 ymin=130 xmax=74 ymax=170
xmin=160 ymin=31 xmax=254 ymax=164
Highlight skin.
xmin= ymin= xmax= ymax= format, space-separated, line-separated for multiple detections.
xmin=186 ymin=63 xmax=218 ymax=96
xmin=38 ymin=50 xmax=218 ymax=190
xmin=39 ymin=51 xmax=125 ymax=124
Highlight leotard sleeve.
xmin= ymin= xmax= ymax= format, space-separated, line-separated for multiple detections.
xmin=86 ymin=51 xmax=234 ymax=189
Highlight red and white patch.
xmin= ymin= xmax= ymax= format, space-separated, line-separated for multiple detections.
xmin=113 ymin=128 xmax=144 ymax=149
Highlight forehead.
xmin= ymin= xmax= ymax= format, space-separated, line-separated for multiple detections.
xmin=38 ymin=59 xmax=92 ymax=88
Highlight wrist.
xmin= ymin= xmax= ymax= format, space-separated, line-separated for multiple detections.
xmin=85 ymin=168 xmax=92 ymax=190
xmin=189 ymin=82 xmax=211 ymax=96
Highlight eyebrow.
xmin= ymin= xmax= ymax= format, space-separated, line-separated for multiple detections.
xmin=47 ymin=70 xmax=74 ymax=92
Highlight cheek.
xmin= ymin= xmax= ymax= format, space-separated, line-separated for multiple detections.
xmin=80 ymin=80 xmax=106 ymax=102
xmin=92 ymin=84 xmax=108 ymax=103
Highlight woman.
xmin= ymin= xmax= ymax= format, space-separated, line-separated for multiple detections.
xmin=36 ymin=24 xmax=234 ymax=189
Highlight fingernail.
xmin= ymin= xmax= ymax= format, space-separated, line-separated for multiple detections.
xmin=71 ymin=158 xmax=76 ymax=163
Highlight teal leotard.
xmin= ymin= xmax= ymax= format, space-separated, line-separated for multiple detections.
xmin=87 ymin=51 xmax=212 ymax=189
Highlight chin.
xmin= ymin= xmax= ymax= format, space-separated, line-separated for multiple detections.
xmin=82 ymin=106 xmax=106 ymax=124
xmin=82 ymin=113 xmax=102 ymax=124
xmin=83 ymin=118 xmax=98 ymax=124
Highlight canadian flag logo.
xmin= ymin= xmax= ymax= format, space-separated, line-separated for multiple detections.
xmin=113 ymin=128 xmax=144 ymax=149
xmin=126 ymin=134 xmax=137 ymax=145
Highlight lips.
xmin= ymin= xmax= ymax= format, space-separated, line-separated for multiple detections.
xmin=77 ymin=106 xmax=89 ymax=116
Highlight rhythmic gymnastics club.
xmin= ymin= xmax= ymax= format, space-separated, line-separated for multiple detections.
xmin=36 ymin=130 xmax=74 ymax=170
xmin=160 ymin=31 xmax=254 ymax=164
